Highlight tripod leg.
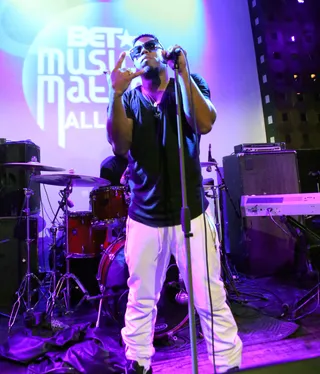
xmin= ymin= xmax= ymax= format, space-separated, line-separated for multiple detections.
xmin=46 ymin=275 xmax=67 ymax=316
xmin=95 ymin=283 xmax=105 ymax=328
xmin=46 ymin=271 xmax=57 ymax=310
xmin=29 ymin=273 xmax=50 ymax=309
xmin=67 ymin=273 xmax=89 ymax=310
xmin=8 ymin=277 xmax=28 ymax=332
xmin=96 ymin=297 xmax=103 ymax=328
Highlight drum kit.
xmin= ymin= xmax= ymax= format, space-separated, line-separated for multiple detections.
xmin=2 ymin=158 xmax=211 ymax=340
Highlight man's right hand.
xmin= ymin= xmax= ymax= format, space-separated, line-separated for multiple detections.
xmin=107 ymin=52 xmax=145 ymax=97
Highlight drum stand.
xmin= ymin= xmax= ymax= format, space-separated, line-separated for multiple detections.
xmin=46 ymin=184 xmax=90 ymax=317
xmin=8 ymin=188 xmax=44 ymax=331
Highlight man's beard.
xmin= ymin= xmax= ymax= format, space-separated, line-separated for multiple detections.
xmin=143 ymin=65 xmax=161 ymax=80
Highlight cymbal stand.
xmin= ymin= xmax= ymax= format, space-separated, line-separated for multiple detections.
xmin=8 ymin=187 xmax=44 ymax=331
xmin=46 ymin=183 xmax=90 ymax=318
xmin=47 ymin=186 xmax=72 ymax=309
xmin=45 ymin=199 xmax=64 ymax=311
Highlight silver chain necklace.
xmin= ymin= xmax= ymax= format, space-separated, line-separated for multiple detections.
xmin=142 ymin=90 xmax=162 ymax=118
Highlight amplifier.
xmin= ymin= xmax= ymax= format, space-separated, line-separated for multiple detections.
xmin=234 ymin=142 xmax=286 ymax=154
xmin=0 ymin=140 xmax=41 ymax=216
xmin=222 ymin=151 xmax=300 ymax=277
xmin=0 ymin=216 xmax=38 ymax=311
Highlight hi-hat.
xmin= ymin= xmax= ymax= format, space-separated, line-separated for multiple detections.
xmin=1 ymin=162 xmax=65 ymax=172
xmin=200 ymin=161 xmax=217 ymax=168
xmin=31 ymin=173 xmax=110 ymax=187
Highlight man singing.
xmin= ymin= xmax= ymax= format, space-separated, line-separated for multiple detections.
xmin=106 ymin=34 xmax=242 ymax=374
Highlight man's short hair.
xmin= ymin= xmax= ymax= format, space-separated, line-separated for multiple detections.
xmin=133 ymin=33 xmax=160 ymax=46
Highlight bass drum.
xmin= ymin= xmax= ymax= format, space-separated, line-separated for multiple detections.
xmin=97 ymin=237 xmax=189 ymax=340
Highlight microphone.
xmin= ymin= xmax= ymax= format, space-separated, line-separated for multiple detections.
xmin=208 ymin=143 xmax=212 ymax=162
xmin=207 ymin=143 xmax=212 ymax=172
xmin=166 ymin=48 xmax=182 ymax=60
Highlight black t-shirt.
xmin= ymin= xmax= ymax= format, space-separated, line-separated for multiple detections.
xmin=122 ymin=73 xmax=210 ymax=227
xmin=100 ymin=155 xmax=128 ymax=186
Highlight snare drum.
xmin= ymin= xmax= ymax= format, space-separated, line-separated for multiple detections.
xmin=68 ymin=211 xmax=108 ymax=258
xmin=90 ymin=186 xmax=128 ymax=224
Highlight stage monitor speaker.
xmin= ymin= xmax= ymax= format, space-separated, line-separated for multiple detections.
xmin=222 ymin=151 xmax=300 ymax=277
xmin=240 ymin=357 xmax=320 ymax=373
xmin=0 ymin=140 xmax=41 ymax=217
xmin=0 ymin=216 xmax=38 ymax=312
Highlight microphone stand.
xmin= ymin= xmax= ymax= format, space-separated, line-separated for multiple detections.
xmin=173 ymin=56 xmax=198 ymax=374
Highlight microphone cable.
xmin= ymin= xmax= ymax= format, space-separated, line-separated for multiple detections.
xmin=181 ymin=50 xmax=217 ymax=374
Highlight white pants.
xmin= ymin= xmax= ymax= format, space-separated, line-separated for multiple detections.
xmin=121 ymin=211 xmax=242 ymax=373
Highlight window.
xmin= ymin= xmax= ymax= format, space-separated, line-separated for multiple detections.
xmin=293 ymin=74 xmax=300 ymax=81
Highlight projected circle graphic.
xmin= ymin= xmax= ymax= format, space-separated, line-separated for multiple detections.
xmin=22 ymin=3 xmax=136 ymax=149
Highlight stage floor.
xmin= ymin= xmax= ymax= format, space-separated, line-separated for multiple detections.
xmin=0 ymin=275 xmax=319 ymax=373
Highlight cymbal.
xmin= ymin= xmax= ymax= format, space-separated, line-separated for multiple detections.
xmin=31 ymin=173 xmax=110 ymax=187
xmin=200 ymin=161 xmax=217 ymax=168
xmin=1 ymin=162 xmax=65 ymax=172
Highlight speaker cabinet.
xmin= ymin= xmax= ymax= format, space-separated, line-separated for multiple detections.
xmin=222 ymin=151 xmax=300 ymax=277
xmin=0 ymin=217 xmax=38 ymax=311
xmin=0 ymin=140 xmax=41 ymax=217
